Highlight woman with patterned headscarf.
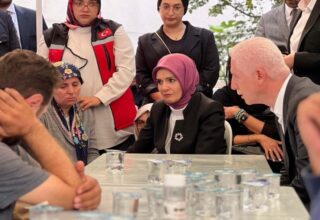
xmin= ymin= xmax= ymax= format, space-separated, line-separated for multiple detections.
xmin=40 ymin=62 xmax=99 ymax=164
xmin=127 ymin=53 xmax=226 ymax=154
xmin=37 ymin=0 xmax=136 ymax=154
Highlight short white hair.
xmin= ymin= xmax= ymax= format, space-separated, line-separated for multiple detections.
xmin=230 ymin=37 xmax=289 ymax=80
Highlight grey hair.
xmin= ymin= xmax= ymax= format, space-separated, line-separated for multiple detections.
xmin=230 ymin=37 xmax=290 ymax=80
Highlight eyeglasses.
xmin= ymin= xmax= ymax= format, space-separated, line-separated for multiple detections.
xmin=160 ymin=4 xmax=183 ymax=13
xmin=73 ymin=0 xmax=99 ymax=8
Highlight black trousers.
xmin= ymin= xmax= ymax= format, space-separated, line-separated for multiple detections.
xmin=98 ymin=135 xmax=135 ymax=155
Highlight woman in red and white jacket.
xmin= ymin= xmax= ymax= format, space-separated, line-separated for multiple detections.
xmin=38 ymin=0 xmax=136 ymax=152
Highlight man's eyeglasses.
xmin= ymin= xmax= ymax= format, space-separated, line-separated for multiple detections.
xmin=160 ymin=4 xmax=183 ymax=13
xmin=73 ymin=0 xmax=99 ymax=8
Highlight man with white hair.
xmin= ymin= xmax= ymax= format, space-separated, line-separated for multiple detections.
xmin=230 ymin=37 xmax=320 ymax=206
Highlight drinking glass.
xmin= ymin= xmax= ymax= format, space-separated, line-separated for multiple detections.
xmin=112 ymin=192 xmax=140 ymax=218
xmin=106 ymin=150 xmax=125 ymax=173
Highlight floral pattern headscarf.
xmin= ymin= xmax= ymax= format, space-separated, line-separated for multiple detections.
xmin=53 ymin=62 xmax=88 ymax=164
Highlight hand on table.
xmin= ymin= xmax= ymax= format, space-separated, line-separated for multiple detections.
xmin=73 ymin=161 xmax=102 ymax=210
xmin=257 ymin=134 xmax=283 ymax=162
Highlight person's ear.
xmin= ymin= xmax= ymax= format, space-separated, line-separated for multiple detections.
xmin=256 ymin=69 xmax=267 ymax=85
xmin=25 ymin=94 xmax=44 ymax=111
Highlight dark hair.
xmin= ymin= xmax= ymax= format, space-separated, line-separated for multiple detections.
xmin=0 ymin=50 xmax=61 ymax=106
xmin=157 ymin=0 xmax=189 ymax=14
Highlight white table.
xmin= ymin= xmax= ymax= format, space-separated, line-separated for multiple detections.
xmin=84 ymin=154 xmax=309 ymax=219
xmin=94 ymin=186 xmax=307 ymax=220
xmin=86 ymin=154 xmax=272 ymax=186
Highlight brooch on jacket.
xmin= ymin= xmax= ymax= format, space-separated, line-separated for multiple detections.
xmin=174 ymin=133 xmax=184 ymax=142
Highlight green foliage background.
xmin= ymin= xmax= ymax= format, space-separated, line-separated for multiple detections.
xmin=188 ymin=0 xmax=282 ymax=77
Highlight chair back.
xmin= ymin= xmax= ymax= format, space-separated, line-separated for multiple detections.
xmin=224 ymin=120 xmax=233 ymax=154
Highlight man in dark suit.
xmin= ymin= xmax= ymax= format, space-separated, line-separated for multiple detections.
xmin=255 ymin=0 xmax=300 ymax=54
xmin=0 ymin=0 xmax=47 ymax=52
xmin=0 ymin=10 xmax=20 ymax=56
xmin=230 ymin=37 xmax=320 ymax=206
xmin=285 ymin=0 xmax=320 ymax=85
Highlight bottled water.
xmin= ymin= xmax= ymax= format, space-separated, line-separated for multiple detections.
xmin=163 ymin=174 xmax=187 ymax=220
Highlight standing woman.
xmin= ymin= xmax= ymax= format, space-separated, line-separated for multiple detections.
xmin=127 ymin=54 xmax=226 ymax=154
xmin=38 ymin=0 xmax=137 ymax=152
xmin=136 ymin=0 xmax=220 ymax=103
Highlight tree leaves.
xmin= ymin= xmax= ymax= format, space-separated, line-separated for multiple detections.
xmin=189 ymin=0 xmax=282 ymax=77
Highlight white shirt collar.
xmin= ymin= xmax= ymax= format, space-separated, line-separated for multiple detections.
xmin=6 ymin=3 xmax=16 ymax=15
xmin=298 ymin=0 xmax=316 ymax=12
xmin=272 ymin=74 xmax=292 ymax=132
xmin=284 ymin=4 xmax=298 ymax=26
xmin=285 ymin=4 xmax=294 ymax=16
xmin=169 ymin=105 xmax=186 ymax=118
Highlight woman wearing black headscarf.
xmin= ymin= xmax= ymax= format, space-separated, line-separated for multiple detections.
xmin=136 ymin=0 xmax=220 ymax=103
xmin=38 ymin=0 xmax=137 ymax=153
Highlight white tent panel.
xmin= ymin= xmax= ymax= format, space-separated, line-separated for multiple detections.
xmin=13 ymin=0 xmax=272 ymax=49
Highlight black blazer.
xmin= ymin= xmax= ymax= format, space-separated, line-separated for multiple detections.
xmin=290 ymin=0 xmax=320 ymax=84
xmin=0 ymin=10 xmax=20 ymax=56
xmin=281 ymin=75 xmax=320 ymax=204
xmin=127 ymin=93 xmax=227 ymax=154
xmin=135 ymin=21 xmax=220 ymax=99
xmin=15 ymin=4 xmax=47 ymax=52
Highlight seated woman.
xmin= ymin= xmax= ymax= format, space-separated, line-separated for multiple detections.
xmin=134 ymin=103 xmax=153 ymax=140
xmin=127 ymin=54 xmax=226 ymax=154
xmin=40 ymin=62 xmax=99 ymax=164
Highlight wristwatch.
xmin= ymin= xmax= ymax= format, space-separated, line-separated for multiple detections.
xmin=239 ymin=111 xmax=248 ymax=123
xmin=235 ymin=109 xmax=248 ymax=124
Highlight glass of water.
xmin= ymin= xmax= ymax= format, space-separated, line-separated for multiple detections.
xmin=242 ymin=179 xmax=269 ymax=212
xmin=145 ymin=186 xmax=164 ymax=219
xmin=261 ymin=173 xmax=281 ymax=200
xmin=166 ymin=159 xmax=192 ymax=175
xmin=29 ymin=204 xmax=63 ymax=220
xmin=112 ymin=192 xmax=140 ymax=218
xmin=147 ymin=159 xmax=166 ymax=184
xmin=214 ymin=169 xmax=237 ymax=189
xmin=106 ymin=150 xmax=125 ymax=173
xmin=215 ymin=188 xmax=241 ymax=220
